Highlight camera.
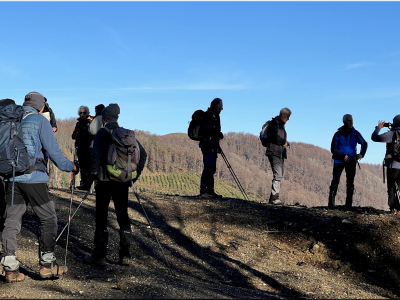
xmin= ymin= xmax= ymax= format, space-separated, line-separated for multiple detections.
xmin=383 ymin=122 xmax=392 ymax=128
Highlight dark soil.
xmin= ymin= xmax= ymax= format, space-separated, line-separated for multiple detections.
xmin=1 ymin=188 xmax=400 ymax=299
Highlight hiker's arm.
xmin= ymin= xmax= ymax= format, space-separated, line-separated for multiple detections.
xmin=371 ymin=124 xmax=392 ymax=143
xmin=39 ymin=119 xmax=74 ymax=172
xmin=356 ymin=131 xmax=368 ymax=158
xmin=90 ymin=128 xmax=108 ymax=175
xmin=331 ymin=132 xmax=346 ymax=161
xmin=136 ymin=140 xmax=147 ymax=176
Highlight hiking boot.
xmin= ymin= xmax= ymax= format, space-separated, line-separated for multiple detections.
xmin=39 ymin=265 xmax=68 ymax=278
xmin=271 ymin=199 xmax=282 ymax=205
xmin=119 ymin=256 xmax=131 ymax=266
xmin=84 ymin=255 xmax=107 ymax=266
xmin=5 ymin=270 xmax=25 ymax=283
xmin=208 ymin=192 xmax=222 ymax=199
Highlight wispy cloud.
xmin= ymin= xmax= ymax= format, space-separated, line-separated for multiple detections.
xmin=343 ymin=61 xmax=374 ymax=70
xmin=122 ymin=82 xmax=247 ymax=91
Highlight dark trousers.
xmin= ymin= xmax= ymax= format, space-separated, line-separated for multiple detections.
xmin=330 ymin=161 xmax=356 ymax=191
xmin=94 ymin=180 xmax=132 ymax=258
xmin=77 ymin=146 xmax=92 ymax=187
xmin=200 ymin=148 xmax=218 ymax=194
xmin=387 ymin=167 xmax=400 ymax=210
xmin=0 ymin=178 xmax=5 ymax=240
xmin=1 ymin=183 xmax=57 ymax=270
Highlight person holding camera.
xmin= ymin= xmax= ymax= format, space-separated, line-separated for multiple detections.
xmin=329 ymin=114 xmax=368 ymax=210
xmin=371 ymin=116 xmax=400 ymax=214
xmin=265 ymin=107 xmax=291 ymax=205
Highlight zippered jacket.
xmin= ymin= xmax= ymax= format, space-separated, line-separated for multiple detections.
xmin=11 ymin=106 xmax=74 ymax=183
xmin=264 ymin=116 xmax=287 ymax=159
xmin=331 ymin=126 xmax=368 ymax=164
xmin=199 ymin=108 xmax=221 ymax=151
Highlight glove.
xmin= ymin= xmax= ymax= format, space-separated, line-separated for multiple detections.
xmin=218 ymin=132 xmax=224 ymax=140
xmin=73 ymin=162 xmax=80 ymax=175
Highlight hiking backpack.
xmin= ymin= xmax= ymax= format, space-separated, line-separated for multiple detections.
xmin=392 ymin=130 xmax=400 ymax=162
xmin=104 ymin=127 xmax=140 ymax=182
xmin=259 ymin=120 xmax=272 ymax=147
xmin=0 ymin=104 xmax=32 ymax=178
xmin=188 ymin=110 xmax=205 ymax=141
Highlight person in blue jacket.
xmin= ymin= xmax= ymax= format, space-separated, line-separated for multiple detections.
xmin=329 ymin=114 xmax=368 ymax=210
xmin=1 ymin=92 xmax=78 ymax=283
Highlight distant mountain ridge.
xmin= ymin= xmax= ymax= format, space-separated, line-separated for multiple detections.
xmin=53 ymin=119 xmax=387 ymax=210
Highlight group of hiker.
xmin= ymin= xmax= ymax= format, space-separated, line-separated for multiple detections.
xmin=0 ymin=93 xmax=147 ymax=283
xmin=0 ymin=93 xmax=400 ymax=284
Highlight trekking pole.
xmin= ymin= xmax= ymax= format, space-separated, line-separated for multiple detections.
xmin=62 ymin=149 xmax=77 ymax=275
xmin=219 ymin=147 xmax=250 ymax=201
xmin=132 ymin=186 xmax=174 ymax=276
xmin=56 ymin=189 xmax=91 ymax=243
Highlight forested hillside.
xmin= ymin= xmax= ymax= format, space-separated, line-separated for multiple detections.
xmin=52 ymin=118 xmax=387 ymax=210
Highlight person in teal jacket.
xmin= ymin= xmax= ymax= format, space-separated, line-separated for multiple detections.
xmin=1 ymin=92 xmax=78 ymax=283
xmin=328 ymin=114 xmax=368 ymax=210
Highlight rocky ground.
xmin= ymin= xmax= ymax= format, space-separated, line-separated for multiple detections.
xmin=1 ymin=187 xmax=400 ymax=299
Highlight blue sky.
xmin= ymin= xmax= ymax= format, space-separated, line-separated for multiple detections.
xmin=1 ymin=2 xmax=399 ymax=165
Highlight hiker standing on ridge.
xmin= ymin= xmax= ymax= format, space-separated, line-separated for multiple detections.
xmin=371 ymin=116 xmax=400 ymax=214
xmin=265 ymin=107 xmax=291 ymax=205
xmin=85 ymin=103 xmax=147 ymax=266
xmin=1 ymin=92 xmax=78 ymax=283
xmin=329 ymin=114 xmax=368 ymax=210
xmin=72 ymin=105 xmax=94 ymax=190
xmin=199 ymin=98 xmax=224 ymax=198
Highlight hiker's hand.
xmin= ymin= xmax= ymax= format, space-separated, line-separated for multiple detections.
xmin=356 ymin=154 xmax=363 ymax=160
xmin=283 ymin=141 xmax=288 ymax=148
xmin=344 ymin=155 xmax=350 ymax=162
xmin=378 ymin=120 xmax=385 ymax=129
xmin=52 ymin=127 xmax=57 ymax=133
xmin=218 ymin=132 xmax=224 ymax=140
xmin=73 ymin=162 xmax=80 ymax=175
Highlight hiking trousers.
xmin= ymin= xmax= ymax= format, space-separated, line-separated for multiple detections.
xmin=1 ymin=182 xmax=57 ymax=271
xmin=93 ymin=181 xmax=132 ymax=258
xmin=387 ymin=167 xmax=400 ymax=210
xmin=267 ymin=155 xmax=285 ymax=196
xmin=200 ymin=148 xmax=218 ymax=194
xmin=330 ymin=161 xmax=356 ymax=191
xmin=77 ymin=146 xmax=92 ymax=187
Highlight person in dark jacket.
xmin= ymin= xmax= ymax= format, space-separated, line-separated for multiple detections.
xmin=72 ymin=105 xmax=94 ymax=190
xmin=265 ymin=108 xmax=291 ymax=205
xmin=199 ymin=98 xmax=224 ymax=198
xmin=371 ymin=116 xmax=400 ymax=214
xmin=42 ymin=100 xmax=57 ymax=133
xmin=1 ymin=92 xmax=78 ymax=283
xmin=329 ymin=114 xmax=368 ymax=210
xmin=85 ymin=103 xmax=147 ymax=266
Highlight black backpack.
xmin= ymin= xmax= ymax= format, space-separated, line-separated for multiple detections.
xmin=0 ymin=104 xmax=32 ymax=178
xmin=188 ymin=110 xmax=205 ymax=141
xmin=259 ymin=119 xmax=272 ymax=147
xmin=392 ymin=129 xmax=400 ymax=162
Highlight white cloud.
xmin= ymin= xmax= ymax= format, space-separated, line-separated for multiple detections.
xmin=343 ymin=61 xmax=374 ymax=70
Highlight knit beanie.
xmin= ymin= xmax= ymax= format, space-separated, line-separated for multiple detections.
xmin=23 ymin=92 xmax=46 ymax=112
xmin=101 ymin=103 xmax=120 ymax=121
xmin=0 ymin=98 xmax=16 ymax=106
xmin=393 ymin=114 xmax=400 ymax=127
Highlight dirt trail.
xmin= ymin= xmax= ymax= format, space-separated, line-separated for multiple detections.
xmin=1 ymin=188 xmax=399 ymax=299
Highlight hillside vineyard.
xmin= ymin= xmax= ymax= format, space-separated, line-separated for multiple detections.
xmin=52 ymin=118 xmax=387 ymax=210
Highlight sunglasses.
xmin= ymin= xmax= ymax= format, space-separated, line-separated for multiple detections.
xmin=79 ymin=112 xmax=87 ymax=115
